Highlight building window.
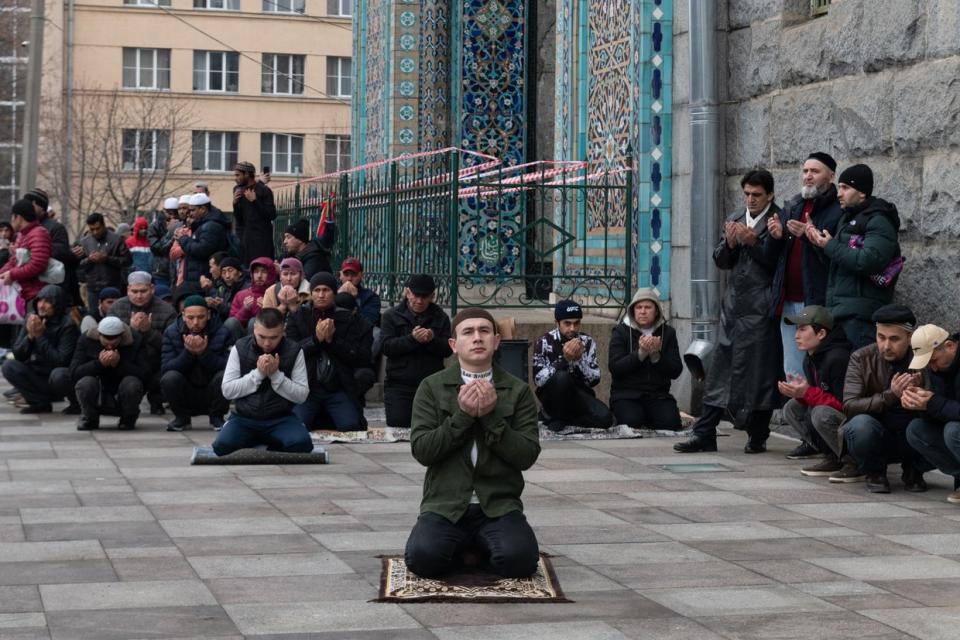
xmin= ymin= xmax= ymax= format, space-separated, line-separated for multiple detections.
xmin=193 ymin=0 xmax=240 ymax=9
xmin=122 ymin=48 xmax=170 ymax=90
xmin=326 ymin=57 xmax=352 ymax=98
xmin=327 ymin=0 xmax=352 ymax=16
xmin=811 ymin=0 xmax=831 ymax=16
xmin=261 ymin=133 xmax=304 ymax=175
xmin=124 ymin=0 xmax=172 ymax=6
xmin=192 ymin=131 xmax=239 ymax=172
xmin=193 ymin=51 xmax=240 ymax=93
xmin=262 ymin=0 xmax=304 ymax=14
xmin=122 ymin=130 xmax=170 ymax=171
xmin=261 ymin=54 xmax=305 ymax=95
xmin=324 ymin=135 xmax=351 ymax=172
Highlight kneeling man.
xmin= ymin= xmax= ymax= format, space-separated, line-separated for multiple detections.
xmin=212 ymin=308 xmax=312 ymax=456
xmin=404 ymin=308 xmax=541 ymax=579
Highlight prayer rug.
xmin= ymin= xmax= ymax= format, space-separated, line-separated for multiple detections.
xmin=190 ymin=445 xmax=330 ymax=465
xmin=538 ymin=424 xmax=692 ymax=441
xmin=374 ymin=553 xmax=571 ymax=603
xmin=311 ymin=427 xmax=411 ymax=444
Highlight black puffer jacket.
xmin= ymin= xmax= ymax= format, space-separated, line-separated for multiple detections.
xmin=609 ymin=288 xmax=683 ymax=400
xmin=380 ymin=299 xmax=452 ymax=387
xmin=285 ymin=302 xmax=373 ymax=397
xmin=924 ymin=337 xmax=960 ymax=423
xmin=11 ymin=284 xmax=79 ymax=375
xmin=177 ymin=208 xmax=231 ymax=284
xmin=69 ymin=324 xmax=147 ymax=391
xmin=294 ymin=241 xmax=331 ymax=280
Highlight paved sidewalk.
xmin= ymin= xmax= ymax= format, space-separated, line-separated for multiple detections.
xmin=0 ymin=396 xmax=958 ymax=639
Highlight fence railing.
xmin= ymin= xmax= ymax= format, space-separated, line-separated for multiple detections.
xmin=273 ymin=148 xmax=634 ymax=314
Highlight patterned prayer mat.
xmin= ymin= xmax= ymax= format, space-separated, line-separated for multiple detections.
xmin=374 ymin=553 xmax=571 ymax=603
xmin=311 ymin=427 xmax=411 ymax=444
xmin=538 ymin=424 xmax=691 ymax=441
xmin=190 ymin=445 xmax=330 ymax=465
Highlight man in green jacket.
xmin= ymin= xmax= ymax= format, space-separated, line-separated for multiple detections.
xmin=404 ymin=307 xmax=541 ymax=579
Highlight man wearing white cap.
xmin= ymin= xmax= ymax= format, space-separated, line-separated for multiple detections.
xmin=148 ymin=197 xmax=181 ymax=287
xmin=175 ymin=193 xmax=231 ymax=285
xmin=903 ymin=325 xmax=960 ymax=504
xmin=69 ymin=316 xmax=148 ymax=430
xmin=177 ymin=194 xmax=191 ymax=221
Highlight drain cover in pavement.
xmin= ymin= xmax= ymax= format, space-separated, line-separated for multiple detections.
xmin=659 ymin=463 xmax=739 ymax=473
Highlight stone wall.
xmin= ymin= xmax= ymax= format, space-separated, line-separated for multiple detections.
xmin=670 ymin=0 xmax=960 ymax=409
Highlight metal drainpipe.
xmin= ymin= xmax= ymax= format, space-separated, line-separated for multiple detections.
xmin=65 ymin=0 xmax=76 ymax=232
xmin=684 ymin=0 xmax=721 ymax=383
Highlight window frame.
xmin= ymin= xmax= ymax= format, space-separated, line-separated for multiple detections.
xmin=324 ymin=135 xmax=351 ymax=173
xmin=262 ymin=0 xmax=305 ymax=14
xmin=192 ymin=131 xmax=239 ymax=173
xmin=326 ymin=56 xmax=352 ymax=98
xmin=326 ymin=0 xmax=352 ymax=17
xmin=193 ymin=50 xmax=240 ymax=93
xmin=123 ymin=0 xmax=172 ymax=6
xmin=260 ymin=133 xmax=304 ymax=176
xmin=261 ymin=53 xmax=305 ymax=96
xmin=122 ymin=129 xmax=170 ymax=172
xmin=122 ymin=47 xmax=171 ymax=90
xmin=193 ymin=0 xmax=240 ymax=9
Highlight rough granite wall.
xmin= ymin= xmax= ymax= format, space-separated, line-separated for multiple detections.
xmin=670 ymin=0 xmax=960 ymax=409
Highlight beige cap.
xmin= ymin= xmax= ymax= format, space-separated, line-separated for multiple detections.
xmin=909 ymin=324 xmax=950 ymax=370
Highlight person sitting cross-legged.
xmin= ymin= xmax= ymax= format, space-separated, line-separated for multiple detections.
xmin=380 ymin=274 xmax=452 ymax=429
xmin=211 ymin=308 xmax=312 ymax=456
xmin=533 ymin=299 xmax=612 ymax=431
xmin=404 ymin=308 xmax=541 ymax=579
xmin=776 ymin=305 xmax=853 ymax=477
xmin=903 ymin=325 xmax=960 ymax=504
xmin=69 ymin=316 xmax=148 ymax=431
xmin=160 ymin=295 xmax=233 ymax=432
xmin=1 ymin=284 xmax=79 ymax=414
xmin=836 ymin=304 xmax=932 ymax=493
xmin=609 ymin=288 xmax=683 ymax=431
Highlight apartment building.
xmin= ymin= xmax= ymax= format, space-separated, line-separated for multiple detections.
xmin=0 ymin=2 xmax=30 ymax=218
xmin=38 ymin=0 xmax=352 ymax=225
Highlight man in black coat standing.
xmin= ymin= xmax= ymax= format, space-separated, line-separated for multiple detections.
xmin=232 ymin=161 xmax=277 ymax=262
xmin=380 ymin=275 xmax=452 ymax=428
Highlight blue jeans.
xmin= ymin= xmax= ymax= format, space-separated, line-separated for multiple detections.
xmin=844 ymin=414 xmax=932 ymax=475
xmin=906 ymin=418 xmax=960 ymax=480
xmin=211 ymin=413 xmax=313 ymax=456
xmin=293 ymin=387 xmax=363 ymax=431
xmin=780 ymin=300 xmax=806 ymax=379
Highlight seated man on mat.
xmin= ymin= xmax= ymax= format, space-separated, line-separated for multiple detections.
xmin=532 ymin=298 xmax=612 ymax=430
xmin=212 ymin=308 xmax=312 ymax=456
xmin=404 ymin=307 xmax=541 ymax=579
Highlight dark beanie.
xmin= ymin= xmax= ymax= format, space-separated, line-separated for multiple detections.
xmin=806 ymin=152 xmax=837 ymax=173
xmin=406 ymin=274 xmax=436 ymax=296
xmin=335 ymin=292 xmax=357 ymax=310
xmin=98 ymin=287 xmax=122 ymax=301
xmin=309 ymin=271 xmax=338 ymax=291
xmin=285 ymin=219 xmax=310 ymax=243
xmin=838 ymin=164 xmax=873 ymax=198
xmin=181 ymin=295 xmax=208 ymax=310
xmin=871 ymin=304 xmax=916 ymax=330
xmin=219 ymin=256 xmax=242 ymax=272
xmin=451 ymin=307 xmax=497 ymax=335
xmin=554 ymin=299 xmax=583 ymax=321
xmin=11 ymin=199 xmax=36 ymax=222
xmin=172 ymin=282 xmax=204 ymax=309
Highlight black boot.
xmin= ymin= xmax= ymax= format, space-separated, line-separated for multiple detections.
xmin=901 ymin=465 xmax=927 ymax=493
xmin=117 ymin=414 xmax=138 ymax=430
xmin=76 ymin=416 xmax=99 ymax=431
xmin=744 ymin=438 xmax=767 ymax=454
xmin=674 ymin=437 xmax=718 ymax=453
xmin=166 ymin=416 xmax=192 ymax=432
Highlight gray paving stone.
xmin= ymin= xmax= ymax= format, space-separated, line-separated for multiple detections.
xmin=535 ymin=524 xmax=671 ymax=545
xmin=524 ymin=469 xmax=631 ymax=483
xmin=432 ymin=621 xmax=630 ymax=640
xmin=0 ymin=560 xmax=116 ymax=585
xmin=206 ymin=574 xmax=374 ymax=604
xmin=110 ymin=556 xmax=197 ymax=581
xmin=860 ymin=606 xmax=960 ymax=640
xmin=782 ymin=503 xmax=924 ymax=522
xmin=0 ymin=613 xmax=45 ymax=629
xmin=594 ymin=560 xmax=770 ymax=590
xmin=45 ymin=605 xmax=238 ymax=639
xmin=148 ymin=503 xmax=287 ymax=521
xmin=20 ymin=506 xmax=154 ymax=525
xmin=104 ymin=546 xmax=180 ymax=559
xmin=833 ymin=516 xmax=960 ymax=535
xmin=812 ymin=555 xmax=960 ymax=581
xmin=222 ymin=600 xmax=420 ymax=635
xmin=643 ymin=521 xmax=802 ymax=542
xmin=311 ymin=530 xmax=407 ymax=552
xmin=187 ymin=551 xmax=354 ymax=578
xmin=0 ymin=586 xmax=41 ymax=613
xmin=136 ymin=488 xmax=267 ymax=505
xmin=735 ymin=560 xmax=847 ymax=584
xmin=626 ymin=491 xmax=762 ymax=506
xmin=659 ymin=504 xmax=809 ymax=523
xmin=697 ymin=610 xmax=912 ymax=640
xmin=0 ymin=481 xmax=72 ymax=496
xmin=0 ymin=541 xmax=104 ymax=563
xmin=881 ymin=533 xmax=960 ymax=555
xmin=551 ymin=542 xmax=716 ymax=566
xmin=40 ymin=579 xmax=217 ymax=610
xmin=24 ymin=521 xmax=171 ymax=547
xmin=639 ymin=585 xmax=842 ymax=617
xmin=173 ymin=534 xmax=323 ymax=557
xmin=159 ymin=517 xmax=302 ymax=537
xmin=688 ymin=537 xmax=854 ymax=561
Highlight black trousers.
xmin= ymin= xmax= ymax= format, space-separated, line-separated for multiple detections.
xmin=1 ymin=361 xmax=75 ymax=406
xmin=692 ymin=403 xmax=772 ymax=442
xmin=76 ymin=375 xmax=144 ymax=419
xmin=611 ymin=394 xmax=683 ymax=430
xmin=536 ymin=370 xmax=612 ymax=429
xmin=160 ymin=370 xmax=228 ymax=419
xmin=405 ymin=505 xmax=540 ymax=579
xmin=384 ymin=383 xmax=417 ymax=428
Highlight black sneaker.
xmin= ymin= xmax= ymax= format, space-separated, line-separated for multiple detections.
xmin=61 ymin=404 xmax=81 ymax=415
xmin=76 ymin=417 xmax=99 ymax=431
xmin=829 ymin=460 xmax=865 ymax=483
xmin=744 ymin=438 xmax=767 ymax=454
xmin=149 ymin=404 xmax=166 ymax=416
xmin=117 ymin=415 xmax=138 ymax=431
xmin=209 ymin=415 xmax=225 ymax=431
xmin=786 ymin=441 xmax=822 ymax=460
xmin=901 ymin=467 xmax=928 ymax=493
xmin=800 ymin=457 xmax=843 ymax=477
xmin=674 ymin=437 xmax=718 ymax=453
xmin=866 ymin=473 xmax=891 ymax=493
xmin=166 ymin=416 xmax=192 ymax=432
xmin=19 ymin=403 xmax=52 ymax=414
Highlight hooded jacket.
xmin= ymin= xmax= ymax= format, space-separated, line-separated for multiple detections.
xmin=177 ymin=207 xmax=231 ymax=284
xmin=824 ymin=196 xmax=901 ymax=322
xmin=160 ymin=313 xmax=233 ymax=384
xmin=11 ymin=284 xmax=79 ymax=375
xmin=381 ymin=298 xmax=452 ymax=387
xmin=922 ymin=338 xmax=960 ymax=424
xmin=293 ymin=241 xmax=331 ymax=280
xmin=609 ymin=287 xmax=683 ymax=400
xmin=69 ymin=323 xmax=148 ymax=391
xmin=76 ymin=229 xmax=132 ymax=293
xmin=126 ymin=217 xmax=153 ymax=274
xmin=229 ymin=257 xmax=277 ymax=325
xmin=0 ymin=221 xmax=52 ymax=301
xmin=799 ymin=325 xmax=852 ymax=411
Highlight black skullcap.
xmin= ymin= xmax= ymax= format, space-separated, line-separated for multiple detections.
xmin=806 ymin=152 xmax=837 ymax=173
xmin=335 ymin=292 xmax=357 ymax=310
xmin=219 ymin=256 xmax=242 ymax=271
xmin=838 ymin=164 xmax=874 ymax=198
xmin=25 ymin=188 xmax=49 ymax=210
xmin=285 ymin=219 xmax=310 ymax=243
xmin=872 ymin=304 xmax=916 ymax=329
xmin=406 ymin=274 xmax=436 ymax=296
xmin=309 ymin=272 xmax=338 ymax=291
xmin=11 ymin=199 xmax=36 ymax=222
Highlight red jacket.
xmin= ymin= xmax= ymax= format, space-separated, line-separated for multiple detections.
xmin=0 ymin=221 xmax=51 ymax=301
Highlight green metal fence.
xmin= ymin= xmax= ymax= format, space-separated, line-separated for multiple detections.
xmin=273 ymin=148 xmax=633 ymax=314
